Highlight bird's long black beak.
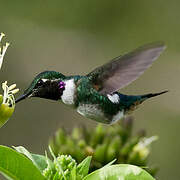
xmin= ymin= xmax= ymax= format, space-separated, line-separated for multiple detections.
xmin=15 ymin=92 xmax=32 ymax=103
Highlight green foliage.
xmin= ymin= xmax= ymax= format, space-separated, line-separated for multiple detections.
xmin=13 ymin=146 xmax=49 ymax=173
xmin=76 ymin=157 xmax=92 ymax=179
xmin=12 ymin=146 xmax=91 ymax=180
xmin=0 ymin=145 xmax=45 ymax=180
xmin=0 ymin=145 xmax=155 ymax=180
xmin=84 ymin=164 xmax=155 ymax=180
xmin=49 ymin=117 xmax=158 ymax=176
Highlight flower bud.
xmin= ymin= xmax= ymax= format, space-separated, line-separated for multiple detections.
xmin=106 ymin=136 xmax=122 ymax=162
xmin=128 ymin=136 xmax=158 ymax=164
xmin=0 ymin=103 xmax=14 ymax=128
xmin=94 ymin=144 xmax=107 ymax=162
xmin=0 ymin=82 xmax=19 ymax=128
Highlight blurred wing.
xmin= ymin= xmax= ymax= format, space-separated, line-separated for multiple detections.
xmin=87 ymin=42 xmax=166 ymax=94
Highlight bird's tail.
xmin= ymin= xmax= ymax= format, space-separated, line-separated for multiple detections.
xmin=117 ymin=90 xmax=168 ymax=113
xmin=140 ymin=90 xmax=168 ymax=101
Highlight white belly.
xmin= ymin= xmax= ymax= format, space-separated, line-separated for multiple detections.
xmin=77 ymin=103 xmax=124 ymax=124
xmin=111 ymin=111 xmax=124 ymax=124
xmin=77 ymin=104 xmax=109 ymax=123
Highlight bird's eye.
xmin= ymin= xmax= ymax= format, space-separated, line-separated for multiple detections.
xmin=36 ymin=79 xmax=44 ymax=87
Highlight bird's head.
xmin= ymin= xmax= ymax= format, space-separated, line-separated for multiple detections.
xmin=15 ymin=71 xmax=66 ymax=103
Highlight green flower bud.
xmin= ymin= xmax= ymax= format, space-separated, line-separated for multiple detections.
xmin=106 ymin=136 xmax=122 ymax=162
xmin=78 ymin=139 xmax=86 ymax=148
xmin=94 ymin=144 xmax=107 ymax=162
xmin=49 ymin=122 xmax=158 ymax=177
xmin=90 ymin=124 xmax=105 ymax=147
xmin=0 ymin=103 xmax=14 ymax=128
xmin=72 ymin=127 xmax=82 ymax=140
xmin=55 ymin=128 xmax=66 ymax=146
xmin=43 ymin=167 xmax=54 ymax=179
xmin=42 ymin=152 xmax=56 ymax=179
xmin=54 ymin=154 xmax=77 ymax=179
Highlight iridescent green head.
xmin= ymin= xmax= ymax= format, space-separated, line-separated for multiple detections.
xmin=16 ymin=71 xmax=66 ymax=103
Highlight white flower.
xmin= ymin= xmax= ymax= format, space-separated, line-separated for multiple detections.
xmin=0 ymin=32 xmax=19 ymax=107
xmin=0 ymin=32 xmax=19 ymax=128
xmin=0 ymin=33 xmax=10 ymax=69
xmin=2 ymin=81 xmax=19 ymax=107
xmin=133 ymin=136 xmax=158 ymax=159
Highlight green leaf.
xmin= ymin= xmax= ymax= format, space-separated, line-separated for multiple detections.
xmin=0 ymin=145 xmax=45 ymax=180
xmin=83 ymin=164 xmax=155 ymax=180
xmin=13 ymin=146 xmax=50 ymax=173
xmin=102 ymin=159 xmax=116 ymax=168
xmin=70 ymin=165 xmax=77 ymax=180
xmin=77 ymin=156 xmax=91 ymax=179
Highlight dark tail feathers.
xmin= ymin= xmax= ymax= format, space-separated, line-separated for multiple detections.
xmin=141 ymin=90 xmax=168 ymax=100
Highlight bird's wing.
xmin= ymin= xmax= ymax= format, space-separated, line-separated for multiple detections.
xmin=87 ymin=42 xmax=166 ymax=94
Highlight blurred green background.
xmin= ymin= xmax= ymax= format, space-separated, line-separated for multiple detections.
xmin=0 ymin=0 xmax=179 ymax=179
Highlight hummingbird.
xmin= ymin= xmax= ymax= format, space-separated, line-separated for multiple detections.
xmin=15 ymin=42 xmax=167 ymax=124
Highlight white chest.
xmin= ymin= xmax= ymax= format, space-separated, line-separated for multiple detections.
xmin=61 ymin=79 xmax=76 ymax=105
